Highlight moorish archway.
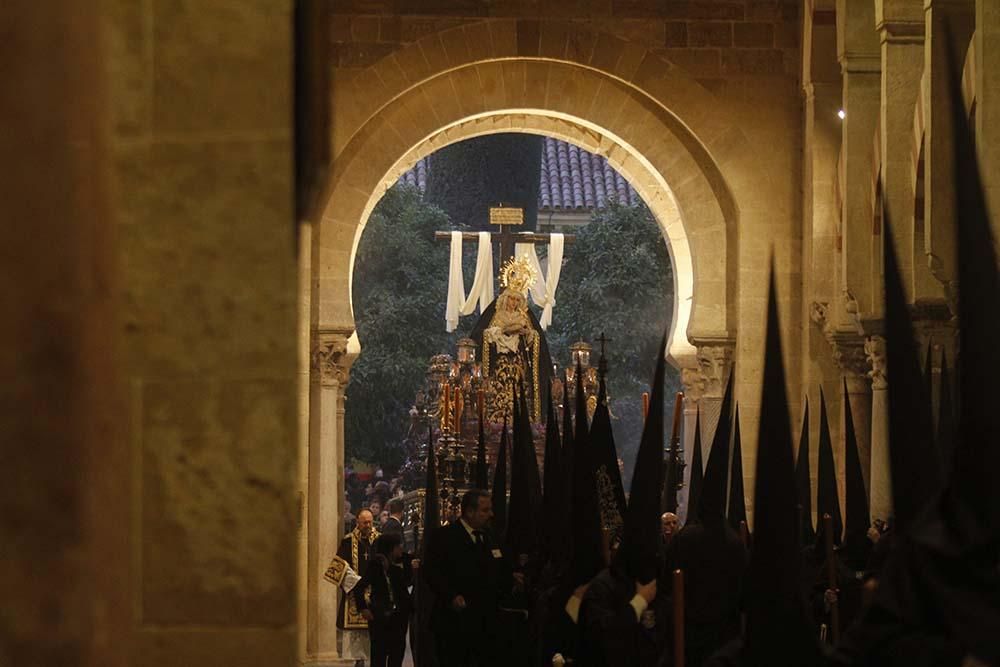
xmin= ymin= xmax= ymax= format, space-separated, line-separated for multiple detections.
xmin=303 ymin=19 xmax=804 ymax=665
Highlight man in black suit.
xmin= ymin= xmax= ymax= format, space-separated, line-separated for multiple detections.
xmin=380 ymin=498 xmax=405 ymax=542
xmin=424 ymin=489 xmax=517 ymax=667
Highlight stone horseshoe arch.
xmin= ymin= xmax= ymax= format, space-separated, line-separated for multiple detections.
xmin=304 ymin=31 xmax=778 ymax=661
xmin=317 ymin=57 xmax=750 ymax=357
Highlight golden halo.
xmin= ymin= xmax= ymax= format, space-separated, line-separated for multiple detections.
xmin=500 ymin=254 xmax=537 ymax=293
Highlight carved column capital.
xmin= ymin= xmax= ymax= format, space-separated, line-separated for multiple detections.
xmin=865 ymin=335 xmax=888 ymax=390
xmin=680 ymin=367 xmax=706 ymax=403
xmin=311 ymin=329 xmax=356 ymax=387
xmin=829 ymin=333 xmax=871 ymax=382
xmin=695 ymin=344 xmax=735 ymax=399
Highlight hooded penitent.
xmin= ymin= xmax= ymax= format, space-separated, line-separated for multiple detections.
xmin=881 ymin=200 xmax=941 ymax=537
xmin=506 ymin=384 xmax=543 ymax=559
xmin=795 ymin=400 xmax=816 ymax=545
xmin=619 ymin=333 xmax=667 ymax=583
xmin=542 ymin=382 xmax=565 ymax=566
xmin=728 ymin=406 xmax=749 ymax=536
xmin=841 ymin=380 xmax=870 ymax=569
xmin=846 ymin=35 xmax=1000 ymax=662
xmin=699 ymin=370 xmax=735 ymax=527
xmin=491 ymin=418 xmax=509 ymax=544
xmin=686 ymin=408 xmax=704 ymax=524
xmin=743 ymin=269 xmax=827 ymax=667
xmin=815 ymin=388 xmax=842 ymax=547
xmin=569 ymin=360 xmax=604 ymax=584
xmin=589 ymin=359 xmax=627 ymax=542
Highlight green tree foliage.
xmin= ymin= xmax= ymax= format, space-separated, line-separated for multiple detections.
xmin=347 ymin=183 xmax=679 ymax=485
xmin=346 ymin=185 xmax=456 ymax=470
xmin=425 ymin=133 xmax=543 ymax=230
xmin=547 ymin=199 xmax=681 ymax=481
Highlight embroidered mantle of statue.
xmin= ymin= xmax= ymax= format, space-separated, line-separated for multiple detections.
xmin=470 ymin=255 xmax=552 ymax=424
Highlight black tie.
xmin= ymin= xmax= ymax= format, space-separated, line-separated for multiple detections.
xmin=473 ymin=530 xmax=484 ymax=546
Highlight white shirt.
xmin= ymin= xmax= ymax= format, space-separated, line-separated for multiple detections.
xmin=459 ymin=518 xmax=482 ymax=544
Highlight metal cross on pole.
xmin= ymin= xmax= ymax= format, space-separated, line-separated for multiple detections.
xmin=595 ymin=332 xmax=613 ymax=386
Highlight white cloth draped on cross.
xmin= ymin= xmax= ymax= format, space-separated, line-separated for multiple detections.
xmin=446 ymin=231 xmax=495 ymax=332
xmin=515 ymin=235 xmax=563 ymax=329
xmin=445 ymin=230 xmax=564 ymax=332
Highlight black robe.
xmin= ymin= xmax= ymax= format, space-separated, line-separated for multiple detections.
xmin=537 ymin=581 xmax=582 ymax=666
xmin=665 ymin=521 xmax=748 ymax=667
xmin=337 ymin=530 xmax=377 ymax=630
xmin=578 ymin=567 xmax=655 ymax=667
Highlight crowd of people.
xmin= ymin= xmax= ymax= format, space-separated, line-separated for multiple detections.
xmin=344 ymin=468 xmax=408 ymax=536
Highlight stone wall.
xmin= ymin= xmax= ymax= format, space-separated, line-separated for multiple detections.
xmin=112 ymin=1 xmax=299 ymax=664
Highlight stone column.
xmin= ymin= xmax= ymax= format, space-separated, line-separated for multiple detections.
xmin=678 ymin=366 xmax=706 ymax=525
xmin=924 ymin=0 xmax=975 ymax=304
xmin=693 ymin=344 xmax=736 ymax=449
xmin=674 ymin=343 xmax=734 ymax=524
xmin=306 ymin=329 xmax=357 ymax=667
xmin=865 ymin=336 xmax=892 ymax=522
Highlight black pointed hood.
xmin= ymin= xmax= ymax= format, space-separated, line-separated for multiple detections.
xmin=620 ymin=333 xmax=667 ymax=583
xmin=570 ymin=360 xmax=604 ymax=584
xmin=506 ymin=385 xmax=542 ymax=558
xmin=860 ymin=41 xmax=1000 ymax=660
xmin=945 ymin=29 xmax=1000 ymax=545
xmin=590 ymin=358 xmax=627 ymax=539
xmin=561 ymin=370 xmax=575 ymax=503
xmin=685 ymin=409 xmax=704 ymax=524
xmin=491 ymin=419 xmax=509 ymax=544
xmin=728 ymin=405 xmax=748 ymax=534
xmin=744 ymin=268 xmax=826 ymax=666
xmin=795 ymin=400 xmax=815 ymax=545
xmin=422 ymin=425 xmax=440 ymax=555
xmin=882 ymin=209 xmax=941 ymax=535
xmin=574 ymin=359 xmax=589 ymax=446
xmin=542 ymin=383 xmax=566 ymax=568
xmin=699 ymin=370 xmax=734 ymax=525
xmin=842 ymin=380 xmax=871 ymax=568
xmin=815 ymin=388 xmax=842 ymax=547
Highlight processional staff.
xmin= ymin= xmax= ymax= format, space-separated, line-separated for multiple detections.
xmin=664 ymin=392 xmax=686 ymax=513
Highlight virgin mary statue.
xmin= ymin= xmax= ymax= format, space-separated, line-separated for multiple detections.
xmin=469 ymin=254 xmax=553 ymax=424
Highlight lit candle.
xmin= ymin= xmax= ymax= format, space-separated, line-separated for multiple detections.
xmin=670 ymin=392 xmax=684 ymax=444
xmin=442 ymin=385 xmax=450 ymax=431
xmin=454 ymin=392 xmax=463 ymax=433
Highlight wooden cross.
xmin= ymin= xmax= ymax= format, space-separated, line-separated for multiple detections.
xmin=434 ymin=204 xmax=575 ymax=267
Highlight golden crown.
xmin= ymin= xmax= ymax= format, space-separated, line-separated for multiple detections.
xmin=500 ymin=254 xmax=537 ymax=294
